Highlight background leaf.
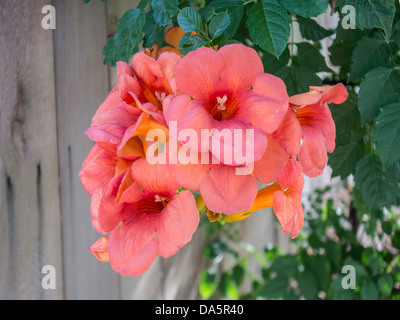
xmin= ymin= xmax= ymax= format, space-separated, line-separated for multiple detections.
xmin=209 ymin=12 xmax=231 ymax=39
xmin=275 ymin=65 xmax=322 ymax=95
xmin=341 ymin=0 xmax=396 ymax=39
xmin=354 ymin=155 xmax=399 ymax=210
xmin=296 ymin=42 xmax=332 ymax=72
xmin=209 ymin=0 xmax=244 ymax=40
xmin=151 ymin=0 xmax=179 ymax=26
xmin=247 ymin=0 xmax=290 ymax=57
xmin=199 ymin=270 xmax=218 ymax=298
xmin=297 ymin=16 xmax=334 ymax=41
xmin=349 ymin=38 xmax=391 ymax=81
xmin=330 ymin=92 xmax=361 ymax=146
xmin=328 ymin=132 xmax=365 ymax=180
xmin=360 ymin=280 xmax=379 ymax=300
xmin=374 ymin=102 xmax=400 ymax=169
xmin=177 ymin=7 xmax=204 ymax=33
xmin=179 ymin=33 xmax=209 ymax=55
xmin=280 ymin=0 xmax=329 ymax=17
xmin=103 ymin=8 xmax=146 ymax=66
xmin=358 ymin=67 xmax=400 ymax=123
xmin=143 ymin=10 xmax=166 ymax=48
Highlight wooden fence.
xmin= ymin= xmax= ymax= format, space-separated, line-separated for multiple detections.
xmin=0 ymin=0 xmax=334 ymax=300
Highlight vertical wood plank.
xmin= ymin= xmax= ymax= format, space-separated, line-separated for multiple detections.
xmin=53 ymin=0 xmax=120 ymax=299
xmin=0 ymin=0 xmax=63 ymax=299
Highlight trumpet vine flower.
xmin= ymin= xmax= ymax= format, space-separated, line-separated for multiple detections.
xmin=224 ymin=159 xmax=305 ymax=239
xmin=165 ymin=44 xmax=289 ymax=214
xmin=104 ymin=158 xmax=199 ymax=276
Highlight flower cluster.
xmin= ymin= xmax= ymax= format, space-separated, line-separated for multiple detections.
xmin=80 ymin=28 xmax=348 ymax=276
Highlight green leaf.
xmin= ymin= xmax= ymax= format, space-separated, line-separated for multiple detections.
xmin=209 ymin=0 xmax=244 ymax=40
xmin=199 ymin=6 xmax=215 ymax=24
xmin=358 ymin=67 xmax=400 ymax=123
xmin=349 ymin=38 xmax=391 ymax=81
xmin=297 ymin=270 xmax=318 ymax=300
xmin=343 ymin=258 xmax=368 ymax=286
xmin=361 ymin=280 xmax=379 ymax=300
xmin=296 ymin=16 xmax=334 ymax=41
xmin=218 ymin=272 xmax=239 ymax=299
xmin=378 ymin=274 xmax=394 ymax=296
xmin=177 ymin=7 xmax=203 ymax=33
xmin=232 ymin=265 xmax=245 ymax=286
xmin=218 ymin=272 xmax=230 ymax=297
xmin=151 ymin=0 xmax=179 ymax=27
xmin=296 ymin=42 xmax=332 ymax=72
xmin=143 ymin=10 xmax=166 ymax=48
xmin=275 ymin=65 xmax=322 ymax=95
xmin=328 ymin=24 xmax=365 ymax=78
xmin=137 ymin=0 xmax=151 ymax=9
xmin=269 ymin=255 xmax=299 ymax=277
xmin=354 ymin=155 xmax=399 ymax=210
xmin=328 ymin=132 xmax=365 ymax=180
xmin=341 ymin=0 xmax=396 ymax=39
xmin=103 ymin=8 xmax=146 ymax=66
xmin=381 ymin=220 xmax=393 ymax=235
xmin=329 ymin=277 xmax=355 ymax=300
xmin=202 ymin=239 xmax=227 ymax=259
xmin=393 ymin=230 xmax=400 ymax=250
xmin=363 ymin=253 xmax=384 ymax=275
xmin=393 ymin=20 xmax=400 ymax=47
xmin=280 ymin=0 xmax=329 ymax=17
xmin=199 ymin=270 xmax=218 ymax=298
xmin=306 ymin=255 xmax=331 ymax=291
xmin=325 ymin=240 xmax=342 ymax=269
xmin=179 ymin=32 xmax=209 ymax=55
xmin=330 ymin=92 xmax=361 ymax=146
xmin=375 ymin=103 xmax=400 ymax=169
xmin=247 ymin=0 xmax=290 ymax=58
xmin=261 ymin=47 xmax=290 ymax=74
xmin=209 ymin=12 xmax=231 ymax=39
xmin=261 ymin=276 xmax=288 ymax=299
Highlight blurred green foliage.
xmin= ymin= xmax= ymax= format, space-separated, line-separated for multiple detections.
xmin=199 ymin=185 xmax=400 ymax=300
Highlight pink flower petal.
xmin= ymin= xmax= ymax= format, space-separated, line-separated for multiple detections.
xmin=79 ymin=144 xmax=117 ymax=196
xmin=175 ymin=47 xmax=225 ymax=101
xmin=200 ymin=165 xmax=258 ymax=214
xmin=277 ymin=158 xmax=304 ymax=190
xmin=130 ymin=158 xmax=182 ymax=197
xmin=218 ymin=44 xmax=264 ymax=95
xmin=131 ymin=52 xmax=166 ymax=95
xmin=156 ymin=51 xmax=181 ymax=93
xmin=108 ymin=190 xmax=199 ymax=276
xmin=298 ymin=126 xmax=328 ymax=177
xmin=96 ymin=173 xmax=126 ymax=233
xmin=310 ymin=83 xmax=348 ymax=105
xmin=108 ymin=209 xmax=159 ymax=276
xmin=89 ymin=187 xmax=106 ymax=234
xmin=273 ymin=159 xmax=305 ymax=239
xmin=166 ymin=138 xmax=212 ymax=191
xmin=157 ymin=190 xmax=200 ymax=258
xmin=165 ymin=94 xmax=215 ymax=153
xmin=237 ymin=73 xmax=288 ymax=134
xmin=253 ymin=136 xmax=290 ymax=184
xmin=117 ymin=61 xmax=144 ymax=103
xmin=272 ymin=107 xmax=302 ymax=156
xmin=208 ymin=118 xmax=268 ymax=165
